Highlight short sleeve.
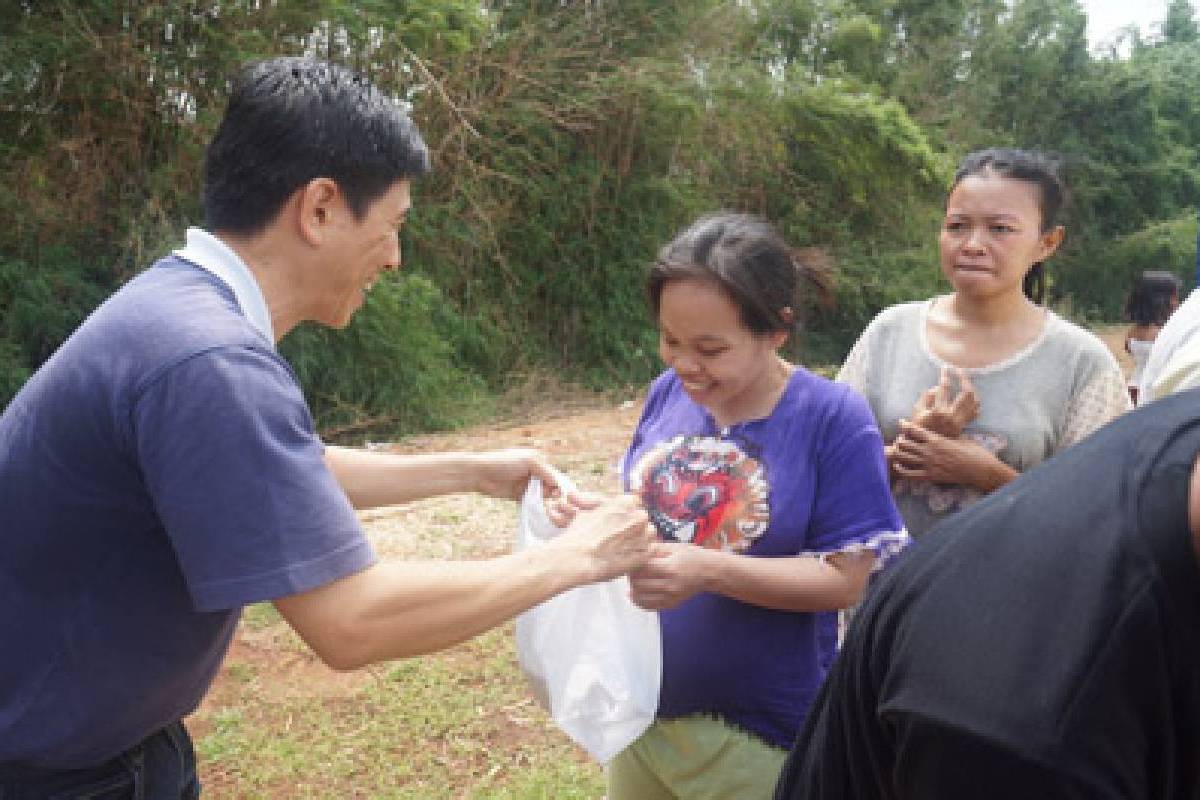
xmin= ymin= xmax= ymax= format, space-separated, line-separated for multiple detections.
xmin=835 ymin=329 xmax=871 ymax=393
xmin=133 ymin=346 xmax=375 ymax=611
xmin=1061 ymin=367 xmax=1131 ymax=448
xmin=806 ymin=389 xmax=909 ymax=567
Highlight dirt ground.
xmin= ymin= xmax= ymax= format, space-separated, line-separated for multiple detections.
xmin=190 ymin=326 xmax=1134 ymax=795
xmin=188 ymin=387 xmax=648 ymax=796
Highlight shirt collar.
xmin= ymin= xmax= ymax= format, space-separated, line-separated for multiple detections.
xmin=174 ymin=227 xmax=275 ymax=345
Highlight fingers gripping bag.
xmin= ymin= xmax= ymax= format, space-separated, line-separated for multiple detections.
xmin=513 ymin=476 xmax=661 ymax=763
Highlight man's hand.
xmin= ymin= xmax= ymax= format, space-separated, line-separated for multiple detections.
xmin=470 ymin=448 xmax=564 ymax=500
xmin=275 ymin=492 xmax=654 ymax=670
xmin=910 ymin=366 xmax=979 ymax=438
xmin=544 ymin=489 xmax=604 ymax=528
xmin=548 ymin=493 xmax=656 ymax=584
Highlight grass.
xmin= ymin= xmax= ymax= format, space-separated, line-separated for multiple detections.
xmin=194 ymin=604 xmax=607 ymax=798
xmin=189 ymin=331 xmax=1131 ymax=798
xmin=188 ymin=388 xmax=637 ymax=799
xmin=194 ymin=617 xmax=606 ymax=799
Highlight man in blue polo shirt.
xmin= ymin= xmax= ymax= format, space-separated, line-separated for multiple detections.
xmin=0 ymin=57 xmax=654 ymax=798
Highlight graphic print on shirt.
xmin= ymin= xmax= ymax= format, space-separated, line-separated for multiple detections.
xmin=630 ymin=434 xmax=770 ymax=551
xmin=895 ymin=429 xmax=1008 ymax=514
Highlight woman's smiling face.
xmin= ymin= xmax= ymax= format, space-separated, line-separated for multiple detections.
xmin=657 ymin=278 xmax=786 ymax=419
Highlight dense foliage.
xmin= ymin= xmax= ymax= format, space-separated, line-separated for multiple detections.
xmin=2 ymin=0 xmax=1198 ymax=436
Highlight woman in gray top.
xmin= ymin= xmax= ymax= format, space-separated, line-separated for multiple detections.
xmin=839 ymin=149 xmax=1129 ymax=538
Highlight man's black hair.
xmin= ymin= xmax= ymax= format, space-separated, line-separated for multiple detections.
xmin=202 ymin=57 xmax=429 ymax=235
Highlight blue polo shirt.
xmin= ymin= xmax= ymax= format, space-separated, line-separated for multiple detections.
xmin=0 ymin=253 xmax=374 ymax=768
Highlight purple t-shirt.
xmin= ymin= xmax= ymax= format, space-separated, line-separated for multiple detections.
xmin=622 ymin=368 xmax=902 ymax=748
xmin=0 ymin=257 xmax=374 ymax=769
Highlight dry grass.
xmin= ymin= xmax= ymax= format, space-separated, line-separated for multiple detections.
xmin=188 ymin=325 xmax=1130 ymax=797
xmin=188 ymin=389 xmax=645 ymax=799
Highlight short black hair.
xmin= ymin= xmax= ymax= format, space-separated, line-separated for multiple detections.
xmin=202 ymin=57 xmax=430 ymax=235
xmin=648 ymin=213 xmax=831 ymax=336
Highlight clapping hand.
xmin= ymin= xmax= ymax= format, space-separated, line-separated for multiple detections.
xmin=910 ymin=366 xmax=978 ymax=437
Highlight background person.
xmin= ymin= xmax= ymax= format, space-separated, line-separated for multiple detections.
xmin=0 ymin=57 xmax=654 ymax=799
xmin=773 ymin=386 xmax=1200 ymax=800
xmin=837 ymin=148 xmax=1129 ymax=538
xmin=597 ymin=213 xmax=906 ymax=800
xmin=1123 ymin=269 xmax=1182 ymax=403
xmin=1137 ymin=274 xmax=1200 ymax=404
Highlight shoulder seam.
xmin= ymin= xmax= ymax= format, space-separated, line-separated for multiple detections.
xmin=131 ymin=343 xmax=292 ymax=409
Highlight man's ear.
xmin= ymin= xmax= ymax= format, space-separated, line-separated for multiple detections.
xmin=296 ymin=178 xmax=341 ymax=247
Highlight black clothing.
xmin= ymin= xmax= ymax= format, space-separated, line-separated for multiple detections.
xmin=0 ymin=722 xmax=199 ymax=799
xmin=775 ymin=390 xmax=1200 ymax=799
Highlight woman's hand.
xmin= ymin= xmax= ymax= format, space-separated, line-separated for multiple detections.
xmin=889 ymin=420 xmax=1016 ymax=492
xmin=910 ymin=366 xmax=979 ymax=438
xmin=628 ymin=541 xmax=716 ymax=610
xmin=628 ymin=542 xmax=878 ymax=612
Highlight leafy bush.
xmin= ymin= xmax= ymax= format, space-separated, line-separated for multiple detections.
xmin=6 ymin=2 xmax=1200 ymax=434
xmin=0 ymin=338 xmax=29 ymax=405
xmin=1058 ymin=213 xmax=1198 ymax=321
xmin=0 ymin=251 xmax=109 ymax=408
xmin=279 ymin=273 xmax=490 ymax=441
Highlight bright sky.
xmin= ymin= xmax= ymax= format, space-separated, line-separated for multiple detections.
xmin=1079 ymin=0 xmax=1171 ymax=49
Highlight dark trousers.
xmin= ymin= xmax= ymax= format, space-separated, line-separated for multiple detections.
xmin=0 ymin=721 xmax=200 ymax=799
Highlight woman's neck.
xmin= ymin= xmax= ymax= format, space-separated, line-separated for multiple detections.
xmin=926 ymin=291 xmax=1047 ymax=369
xmin=710 ymin=357 xmax=794 ymax=430
xmin=948 ymin=287 xmax=1040 ymax=329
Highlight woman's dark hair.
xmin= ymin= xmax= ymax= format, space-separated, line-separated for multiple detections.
xmin=203 ymin=57 xmax=430 ymax=236
xmin=648 ymin=213 xmax=833 ymax=336
xmin=1125 ymin=270 xmax=1183 ymax=326
xmin=949 ymin=148 xmax=1067 ymax=304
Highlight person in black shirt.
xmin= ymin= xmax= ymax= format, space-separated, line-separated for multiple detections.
xmin=774 ymin=389 xmax=1200 ymax=799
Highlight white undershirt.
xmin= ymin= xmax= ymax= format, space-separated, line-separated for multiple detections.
xmin=174 ymin=227 xmax=275 ymax=346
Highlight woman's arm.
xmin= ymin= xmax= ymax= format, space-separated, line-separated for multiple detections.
xmin=628 ymin=542 xmax=874 ymax=612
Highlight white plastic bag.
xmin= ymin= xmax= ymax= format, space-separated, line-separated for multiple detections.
xmin=514 ymin=476 xmax=661 ymax=763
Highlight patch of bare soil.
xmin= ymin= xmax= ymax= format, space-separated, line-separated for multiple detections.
xmin=192 ymin=325 xmax=1131 ymax=794
xmin=188 ymin=388 xmax=646 ymax=793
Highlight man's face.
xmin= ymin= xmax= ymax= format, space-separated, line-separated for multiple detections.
xmin=317 ymin=179 xmax=411 ymax=329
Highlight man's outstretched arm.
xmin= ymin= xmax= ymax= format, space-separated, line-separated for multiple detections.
xmin=323 ymin=445 xmax=566 ymax=509
xmin=273 ymin=494 xmax=653 ymax=669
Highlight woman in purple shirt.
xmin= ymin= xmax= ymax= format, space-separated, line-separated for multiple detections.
xmin=608 ymin=214 xmax=907 ymax=799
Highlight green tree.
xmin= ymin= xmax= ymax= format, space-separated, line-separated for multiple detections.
xmin=1162 ymin=0 xmax=1199 ymax=44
